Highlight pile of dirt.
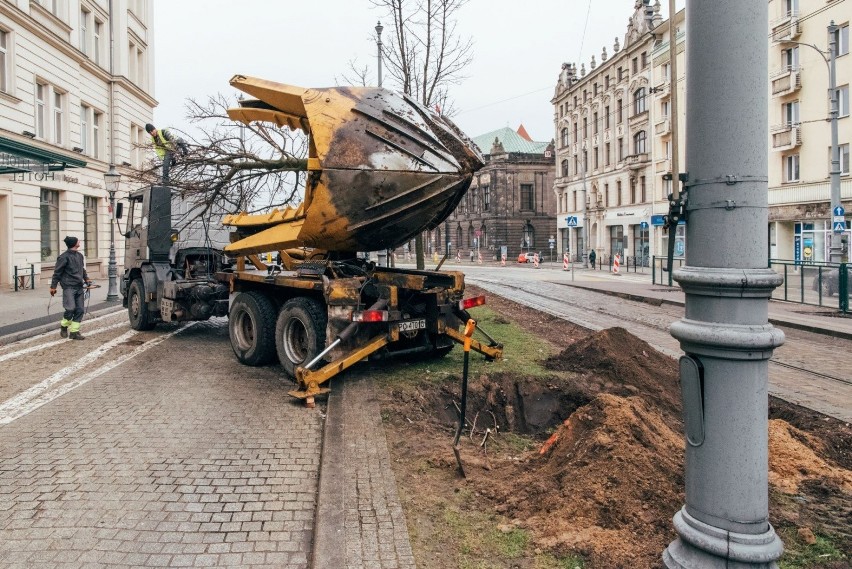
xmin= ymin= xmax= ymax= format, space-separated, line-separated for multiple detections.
xmin=769 ymin=419 xmax=852 ymax=495
xmin=542 ymin=326 xmax=682 ymax=421
xmin=485 ymin=393 xmax=683 ymax=567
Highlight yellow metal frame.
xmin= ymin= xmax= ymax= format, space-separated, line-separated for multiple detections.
xmin=444 ymin=326 xmax=503 ymax=361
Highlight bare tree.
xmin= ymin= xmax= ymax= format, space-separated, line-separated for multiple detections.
xmin=370 ymin=0 xmax=474 ymax=268
xmin=130 ymin=94 xmax=309 ymax=225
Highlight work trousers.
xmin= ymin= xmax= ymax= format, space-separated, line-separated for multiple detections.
xmin=61 ymin=287 xmax=85 ymax=323
xmin=161 ymin=151 xmax=175 ymax=185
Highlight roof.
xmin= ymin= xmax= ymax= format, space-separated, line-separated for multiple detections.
xmin=472 ymin=127 xmax=550 ymax=155
xmin=0 ymin=135 xmax=87 ymax=174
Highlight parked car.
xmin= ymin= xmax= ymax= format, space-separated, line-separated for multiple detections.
xmin=517 ymin=252 xmax=538 ymax=263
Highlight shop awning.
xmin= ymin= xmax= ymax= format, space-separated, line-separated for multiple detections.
xmin=0 ymin=135 xmax=87 ymax=174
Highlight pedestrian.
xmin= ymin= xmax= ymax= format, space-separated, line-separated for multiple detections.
xmin=145 ymin=123 xmax=188 ymax=185
xmin=50 ymin=236 xmax=92 ymax=340
xmin=469 ymin=249 xmax=474 ymax=263
xmin=588 ymin=249 xmax=597 ymax=268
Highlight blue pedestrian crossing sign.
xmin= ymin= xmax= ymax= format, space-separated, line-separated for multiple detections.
xmin=640 ymin=221 xmax=649 ymax=229
xmin=566 ymin=216 xmax=579 ymax=227
xmin=834 ymin=221 xmax=846 ymax=233
xmin=834 ymin=206 xmax=845 ymax=217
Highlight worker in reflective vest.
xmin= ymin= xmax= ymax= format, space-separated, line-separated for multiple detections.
xmin=145 ymin=123 xmax=188 ymax=185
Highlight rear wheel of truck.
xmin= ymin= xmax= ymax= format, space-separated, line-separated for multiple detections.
xmin=229 ymin=291 xmax=277 ymax=366
xmin=128 ymin=279 xmax=156 ymax=331
xmin=276 ymin=297 xmax=327 ymax=379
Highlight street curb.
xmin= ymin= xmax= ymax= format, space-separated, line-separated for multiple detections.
xmin=0 ymin=304 xmax=125 ymax=346
xmin=311 ymin=378 xmax=345 ymax=569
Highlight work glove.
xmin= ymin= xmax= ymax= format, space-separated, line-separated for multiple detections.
xmin=85 ymin=280 xmax=93 ymax=287
xmin=49 ymin=288 xmax=56 ymax=297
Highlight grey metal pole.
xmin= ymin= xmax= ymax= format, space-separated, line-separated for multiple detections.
xmin=106 ymin=190 xmax=118 ymax=301
xmin=663 ymin=1 xmax=785 ymax=567
xmin=582 ymin=160 xmax=589 ymax=268
xmin=376 ymin=21 xmax=384 ymax=88
xmin=828 ymin=21 xmax=843 ymax=264
xmin=668 ymin=0 xmax=680 ymax=212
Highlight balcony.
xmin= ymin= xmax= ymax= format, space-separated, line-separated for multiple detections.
xmin=628 ymin=110 xmax=650 ymax=128
xmin=771 ymin=123 xmax=801 ymax=151
xmin=770 ymin=66 xmax=802 ymax=96
xmin=651 ymin=82 xmax=670 ymax=99
xmin=770 ymin=11 xmax=801 ymax=43
xmin=655 ymin=159 xmax=671 ymax=173
xmin=625 ymin=153 xmax=651 ymax=169
xmin=655 ymin=119 xmax=671 ymax=135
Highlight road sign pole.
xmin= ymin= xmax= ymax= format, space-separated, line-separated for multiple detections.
xmin=664 ymin=2 xmax=784 ymax=567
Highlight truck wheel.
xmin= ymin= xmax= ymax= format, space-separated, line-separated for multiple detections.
xmin=229 ymin=291 xmax=277 ymax=366
xmin=276 ymin=297 xmax=327 ymax=379
xmin=128 ymin=279 xmax=156 ymax=331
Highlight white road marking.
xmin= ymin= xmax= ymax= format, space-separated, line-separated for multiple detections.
xmin=0 ymin=323 xmax=197 ymax=425
xmin=0 ymin=310 xmax=124 ymax=349
xmin=0 ymin=322 xmax=129 ymax=363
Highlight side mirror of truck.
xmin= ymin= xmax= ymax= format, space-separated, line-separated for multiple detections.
xmin=115 ymin=202 xmax=124 ymax=219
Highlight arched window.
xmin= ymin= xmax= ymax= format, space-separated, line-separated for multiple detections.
xmin=634 ymin=130 xmax=647 ymax=154
xmin=468 ymin=225 xmax=475 ymax=248
xmin=561 ymin=159 xmax=570 ymax=177
xmin=456 ymin=225 xmax=463 ymax=250
xmin=523 ymin=223 xmax=535 ymax=249
xmin=480 ymin=225 xmax=487 ymax=248
xmin=561 ymin=127 xmax=569 ymax=147
xmin=633 ymin=87 xmax=647 ymax=114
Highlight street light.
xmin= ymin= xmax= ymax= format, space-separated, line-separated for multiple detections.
xmin=104 ymin=163 xmax=121 ymax=301
xmin=375 ymin=21 xmax=384 ymax=88
xmin=782 ymin=21 xmax=842 ymax=263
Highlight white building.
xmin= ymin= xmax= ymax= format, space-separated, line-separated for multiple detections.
xmin=0 ymin=0 xmax=154 ymax=287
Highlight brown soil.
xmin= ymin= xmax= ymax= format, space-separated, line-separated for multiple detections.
xmin=376 ymin=285 xmax=852 ymax=568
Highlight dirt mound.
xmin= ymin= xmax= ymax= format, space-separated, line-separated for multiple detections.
xmin=769 ymin=419 xmax=852 ymax=494
xmin=488 ymin=393 xmax=684 ymax=568
xmin=542 ymin=327 xmax=681 ymax=421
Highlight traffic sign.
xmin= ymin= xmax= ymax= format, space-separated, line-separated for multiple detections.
xmin=833 ymin=221 xmax=846 ymax=234
xmin=640 ymin=221 xmax=649 ymax=229
xmin=834 ymin=206 xmax=845 ymax=217
xmin=566 ymin=216 xmax=578 ymax=227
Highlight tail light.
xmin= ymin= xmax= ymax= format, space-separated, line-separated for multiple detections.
xmin=458 ymin=295 xmax=486 ymax=310
xmin=352 ymin=310 xmax=390 ymax=322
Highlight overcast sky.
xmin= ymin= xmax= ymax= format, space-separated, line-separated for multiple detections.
xmin=153 ymin=0 xmax=683 ymax=143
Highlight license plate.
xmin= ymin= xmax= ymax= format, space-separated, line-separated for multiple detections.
xmin=398 ymin=319 xmax=426 ymax=332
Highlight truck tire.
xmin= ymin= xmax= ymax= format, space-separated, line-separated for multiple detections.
xmin=229 ymin=291 xmax=277 ymax=366
xmin=128 ymin=279 xmax=156 ymax=331
xmin=276 ymin=297 xmax=327 ymax=379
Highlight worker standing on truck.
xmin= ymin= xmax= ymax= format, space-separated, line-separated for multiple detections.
xmin=145 ymin=123 xmax=188 ymax=185
xmin=49 ymin=236 xmax=92 ymax=340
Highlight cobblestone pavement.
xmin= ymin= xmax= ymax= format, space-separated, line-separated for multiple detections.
xmin=0 ymin=319 xmax=323 ymax=568
xmin=314 ymin=377 xmax=416 ymax=569
xmin=467 ymin=270 xmax=852 ymax=422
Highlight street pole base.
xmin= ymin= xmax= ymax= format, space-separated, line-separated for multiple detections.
xmin=664 ymin=507 xmax=783 ymax=569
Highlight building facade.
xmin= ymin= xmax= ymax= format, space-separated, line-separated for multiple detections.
xmin=552 ymin=0 xmax=667 ymax=265
xmin=0 ymin=0 xmax=155 ymax=287
xmin=768 ymin=0 xmax=850 ymax=263
xmin=421 ymin=126 xmax=555 ymax=262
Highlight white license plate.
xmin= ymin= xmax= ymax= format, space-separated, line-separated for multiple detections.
xmin=398 ymin=319 xmax=426 ymax=332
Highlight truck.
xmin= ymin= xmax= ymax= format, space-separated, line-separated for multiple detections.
xmin=119 ymin=75 xmax=502 ymax=405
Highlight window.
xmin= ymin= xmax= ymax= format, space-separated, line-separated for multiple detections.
xmin=573 ymin=191 xmax=577 ymax=211
xmin=605 ymin=142 xmax=611 ymax=166
xmin=574 ymin=155 xmax=579 ymax=175
xmin=605 ymin=75 xmax=610 ymax=90
xmin=573 ymin=122 xmax=578 ymax=143
xmin=662 ymin=100 xmax=670 ymax=118
xmin=634 ymin=130 xmax=647 ymax=154
xmin=583 ymin=150 xmax=588 ymax=173
xmin=632 ymin=57 xmax=638 ymax=73
xmin=641 ymin=51 xmax=648 ymax=68
xmin=841 ymin=144 xmax=850 ymax=175
xmin=523 ymin=223 xmax=535 ymax=249
xmin=617 ymin=99 xmax=623 ymax=123
xmin=784 ymin=154 xmax=800 ymax=182
xmin=618 ymin=137 xmax=625 ymax=161
xmin=604 ymin=183 xmax=609 ymax=207
xmin=604 ymin=106 xmax=610 ymax=129
xmin=663 ymin=62 xmax=671 ymax=82
xmin=665 ymin=140 xmax=672 ymax=159
xmin=583 ymin=117 xmax=588 ymax=138
xmin=561 ymin=159 xmax=570 ymax=177
xmin=80 ymin=104 xmax=89 ymax=154
xmin=0 ymin=29 xmax=8 ymax=93
xmin=616 ymin=180 xmax=623 ymax=206
xmin=594 ymin=83 xmax=598 ymax=96
xmin=483 ymin=185 xmax=490 ymax=211
xmin=561 ymin=127 xmax=569 ymax=147
xmin=92 ymin=110 xmax=102 ymax=159
xmin=128 ymin=41 xmax=146 ymax=87
xmin=633 ymin=87 xmax=647 ymax=114
xmin=640 ymin=176 xmax=646 ymax=202
xmin=594 ymin=147 xmax=599 ymax=169
xmin=35 ymin=82 xmax=47 ymax=138
xmin=520 ymin=184 xmax=534 ymax=211
xmin=456 ymin=226 xmax=462 ymax=249
xmin=93 ymin=19 xmax=102 ymax=64
xmin=832 ymin=24 xmax=848 ymax=57
xmin=593 ymin=112 xmax=599 ymax=134
xmin=53 ymin=91 xmax=64 ymax=144
xmin=80 ymin=7 xmax=89 ymax=54
xmin=84 ymin=196 xmax=98 ymax=258
xmin=630 ymin=177 xmax=637 ymax=203
xmin=783 ymin=100 xmax=800 ymax=126
xmin=39 ymin=0 xmax=60 ymax=17
xmin=782 ymin=46 xmax=799 ymax=69
xmin=40 ymin=189 xmax=59 ymax=261
xmin=837 ymin=85 xmax=849 ymax=117
xmin=785 ymin=0 xmax=798 ymax=15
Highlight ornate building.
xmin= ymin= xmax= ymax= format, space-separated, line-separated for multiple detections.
xmin=552 ymin=0 xmax=665 ymax=263
xmin=0 ymin=0 xmax=155 ymax=286
xmin=421 ymin=126 xmax=555 ymax=262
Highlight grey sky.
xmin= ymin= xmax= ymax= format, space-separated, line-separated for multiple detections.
xmin=154 ymin=1 xmax=682 ymax=143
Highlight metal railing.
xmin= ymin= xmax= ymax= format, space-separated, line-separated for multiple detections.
xmin=769 ymin=259 xmax=849 ymax=312
xmin=651 ymin=256 xmax=685 ymax=286
xmin=14 ymin=264 xmax=36 ymax=291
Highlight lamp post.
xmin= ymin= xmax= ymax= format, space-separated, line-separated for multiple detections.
xmin=104 ymin=164 xmax=121 ymax=301
xmin=783 ymin=22 xmax=842 ymax=263
xmin=375 ymin=21 xmax=384 ymax=88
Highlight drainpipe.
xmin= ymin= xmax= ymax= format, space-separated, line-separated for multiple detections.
xmin=663 ymin=1 xmax=785 ymax=567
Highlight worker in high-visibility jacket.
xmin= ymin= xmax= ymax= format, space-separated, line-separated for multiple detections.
xmin=145 ymin=123 xmax=188 ymax=185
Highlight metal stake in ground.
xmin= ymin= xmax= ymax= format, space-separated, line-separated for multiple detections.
xmin=663 ymin=1 xmax=784 ymax=567
xmin=453 ymin=318 xmax=476 ymax=478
